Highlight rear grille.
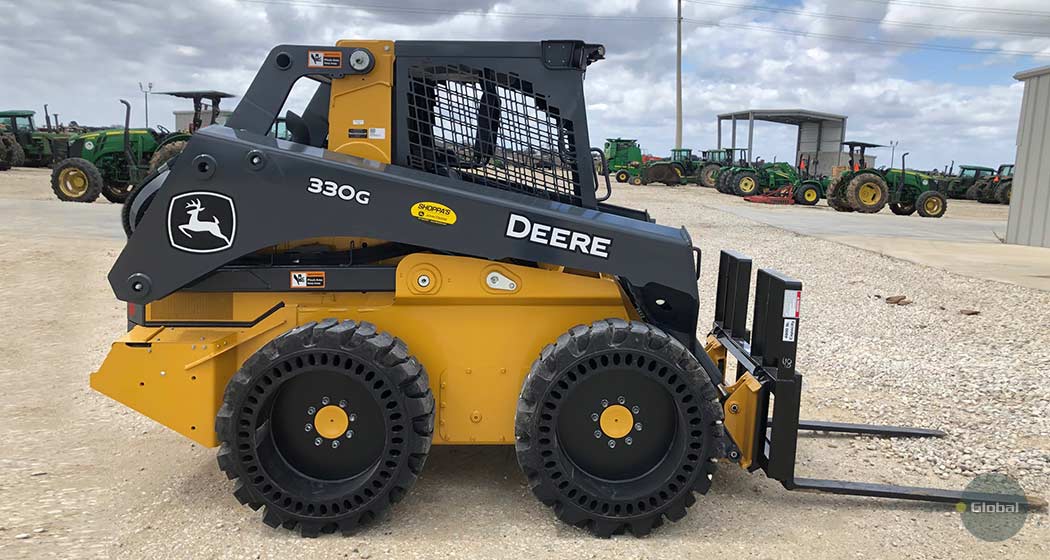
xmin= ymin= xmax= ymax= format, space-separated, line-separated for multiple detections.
xmin=404 ymin=64 xmax=584 ymax=206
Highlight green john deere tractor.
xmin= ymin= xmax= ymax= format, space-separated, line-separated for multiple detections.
xmin=51 ymin=100 xmax=173 ymax=203
xmin=146 ymin=91 xmax=236 ymax=172
xmin=712 ymin=149 xmax=753 ymax=193
xmin=0 ymin=109 xmax=73 ymax=167
xmin=975 ymin=163 xmax=1013 ymax=204
xmin=941 ymin=164 xmax=997 ymax=200
xmin=827 ymin=142 xmax=946 ymax=217
xmin=634 ymin=148 xmax=701 ymax=186
xmin=696 ymin=148 xmax=737 ymax=188
xmin=723 ymin=160 xmax=798 ymax=197
xmin=603 ymin=138 xmax=643 ymax=183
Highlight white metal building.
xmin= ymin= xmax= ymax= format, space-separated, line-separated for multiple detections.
xmin=716 ymin=110 xmax=850 ymax=178
xmin=1007 ymin=66 xmax=1050 ymax=248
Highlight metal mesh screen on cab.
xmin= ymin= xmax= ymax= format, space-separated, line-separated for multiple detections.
xmin=405 ymin=64 xmax=583 ymax=206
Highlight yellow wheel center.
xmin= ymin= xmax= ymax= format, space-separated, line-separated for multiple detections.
xmin=925 ymin=198 xmax=941 ymax=213
xmin=739 ymin=177 xmax=756 ymax=193
xmin=859 ymin=183 xmax=881 ymax=205
xmin=599 ymin=404 xmax=634 ymax=439
xmin=314 ymin=405 xmax=349 ymax=439
xmin=805 ymin=189 xmax=817 ymax=202
xmin=59 ymin=168 xmax=88 ymax=197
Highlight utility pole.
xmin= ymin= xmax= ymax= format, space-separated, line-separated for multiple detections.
xmin=675 ymin=0 xmax=683 ymax=150
xmin=139 ymin=82 xmax=153 ymax=128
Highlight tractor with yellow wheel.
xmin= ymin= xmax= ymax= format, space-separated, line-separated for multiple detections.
xmin=94 ymin=40 xmax=1037 ymax=538
xmin=827 ymin=142 xmax=946 ymax=217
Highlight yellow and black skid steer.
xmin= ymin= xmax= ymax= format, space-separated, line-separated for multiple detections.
xmin=96 ymin=40 xmax=1042 ymax=537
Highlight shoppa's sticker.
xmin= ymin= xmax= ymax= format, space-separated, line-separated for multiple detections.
xmin=412 ymin=201 xmax=457 ymax=226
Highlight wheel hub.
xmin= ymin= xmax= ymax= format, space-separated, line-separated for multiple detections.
xmin=314 ymin=404 xmax=350 ymax=439
xmin=859 ymin=183 xmax=880 ymax=205
xmin=599 ymin=404 xmax=634 ymax=439
xmin=59 ymin=168 xmax=88 ymax=197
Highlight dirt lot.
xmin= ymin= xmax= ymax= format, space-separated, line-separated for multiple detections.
xmin=0 ymin=168 xmax=1047 ymax=559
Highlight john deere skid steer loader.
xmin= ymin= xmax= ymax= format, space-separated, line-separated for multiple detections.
xmin=95 ymin=40 xmax=1041 ymax=538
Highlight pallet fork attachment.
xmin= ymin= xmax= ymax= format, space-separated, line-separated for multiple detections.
xmin=706 ymin=250 xmax=1046 ymax=510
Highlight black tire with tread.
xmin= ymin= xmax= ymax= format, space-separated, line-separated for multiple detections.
xmin=50 ymin=158 xmax=102 ymax=202
xmin=699 ymin=163 xmax=720 ymax=188
xmin=794 ymin=183 xmax=820 ymax=206
xmin=148 ymin=140 xmax=187 ymax=173
xmin=615 ymin=170 xmax=631 ymax=184
xmin=101 ymin=180 xmax=131 ymax=204
xmin=8 ymin=140 xmax=26 ymax=167
xmin=889 ymin=202 xmax=916 ymax=216
xmin=995 ymin=181 xmax=1011 ymax=204
xmin=216 ymin=319 xmax=434 ymax=537
xmin=515 ymin=319 xmax=723 ymax=538
xmin=732 ymin=170 xmax=760 ymax=196
xmin=916 ymin=190 xmax=947 ymax=218
xmin=845 ymin=172 xmax=888 ymax=213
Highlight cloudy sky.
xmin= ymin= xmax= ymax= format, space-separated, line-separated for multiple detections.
xmin=3 ymin=0 xmax=1048 ymax=170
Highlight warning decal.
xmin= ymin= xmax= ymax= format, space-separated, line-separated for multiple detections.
xmin=290 ymin=271 xmax=326 ymax=289
xmin=348 ymin=128 xmax=368 ymax=139
xmin=783 ymin=289 xmax=801 ymax=318
xmin=307 ymin=50 xmax=343 ymax=69
xmin=782 ymin=318 xmax=797 ymax=342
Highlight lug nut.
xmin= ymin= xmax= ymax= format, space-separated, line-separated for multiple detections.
xmin=314 ymin=437 xmax=322 ymax=446
xmin=607 ymin=440 xmax=616 ymax=448
xmin=625 ymin=436 xmax=633 ymax=445
xmin=321 ymin=396 xmax=330 ymax=405
xmin=631 ymin=405 xmax=640 ymax=414
xmin=346 ymin=429 xmax=354 ymax=439
xmin=617 ymin=396 xmax=625 ymax=405
xmin=307 ymin=406 xmax=316 ymax=415
xmin=305 ymin=423 xmax=313 ymax=432
xmin=349 ymin=413 xmax=357 ymax=422
xmin=635 ymin=422 xmax=643 ymax=431
xmin=590 ymin=413 xmax=599 ymax=422
xmin=332 ymin=440 xmax=340 ymax=449
xmin=600 ymin=399 xmax=609 ymax=408
xmin=339 ymin=400 xmax=347 ymax=408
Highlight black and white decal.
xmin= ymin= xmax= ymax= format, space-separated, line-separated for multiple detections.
xmin=167 ymin=191 xmax=236 ymax=253
xmin=505 ymin=213 xmax=612 ymax=259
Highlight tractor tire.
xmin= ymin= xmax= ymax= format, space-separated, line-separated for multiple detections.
xmin=965 ymin=183 xmax=981 ymax=200
xmin=50 ymin=158 xmax=102 ymax=203
xmin=916 ymin=191 xmax=947 ymax=218
xmin=101 ymin=181 xmax=132 ymax=204
xmin=995 ymin=181 xmax=1011 ymax=204
xmin=889 ymin=202 xmax=916 ymax=216
xmin=8 ymin=141 xmax=25 ymax=167
xmin=794 ymin=183 xmax=820 ymax=206
xmin=845 ymin=172 xmax=888 ymax=214
xmin=615 ymin=170 xmax=631 ymax=184
xmin=515 ymin=319 xmax=723 ymax=538
xmin=732 ymin=171 xmax=760 ymax=197
xmin=148 ymin=140 xmax=187 ymax=173
xmin=826 ymin=180 xmax=854 ymax=212
xmin=216 ymin=319 xmax=434 ymax=537
xmin=699 ymin=163 xmax=720 ymax=188
xmin=629 ymin=176 xmax=643 ymax=186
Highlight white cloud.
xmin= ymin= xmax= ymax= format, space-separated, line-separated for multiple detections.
xmin=0 ymin=0 xmax=1038 ymax=169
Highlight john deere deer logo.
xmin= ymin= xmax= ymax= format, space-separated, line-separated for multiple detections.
xmin=167 ymin=191 xmax=236 ymax=253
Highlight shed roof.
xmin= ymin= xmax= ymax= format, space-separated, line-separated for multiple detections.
xmin=1014 ymin=66 xmax=1050 ymax=81
xmin=716 ymin=109 xmax=846 ymax=125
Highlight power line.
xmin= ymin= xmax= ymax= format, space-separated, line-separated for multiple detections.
xmin=683 ymin=17 xmax=1050 ymax=57
xmin=206 ymin=0 xmax=1050 ymax=59
xmin=233 ymin=0 xmax=670 ymax=22
xmin=846 ymin=0 xmax=1050 ymax=18
xmin=684 ymin=0 xmax=1050 ymax=39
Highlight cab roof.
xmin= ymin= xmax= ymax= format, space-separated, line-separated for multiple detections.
xmin=959 ymin=164 xmax=996 ymax=171
xmin=0 ymin=110 xmax=35 ymax=117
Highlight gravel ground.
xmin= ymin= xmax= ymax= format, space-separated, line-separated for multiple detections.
xmin=0 ymin=170 xmax=1046 ymax=559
